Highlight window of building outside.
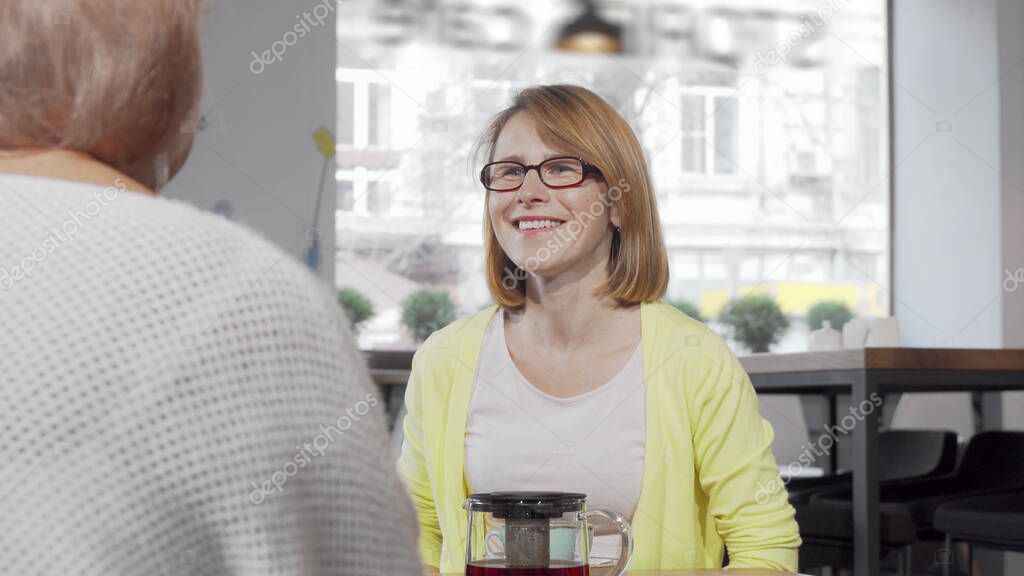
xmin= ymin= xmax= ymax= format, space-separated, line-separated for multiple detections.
xmin=334 ymin=0 xmax=890 ymax=353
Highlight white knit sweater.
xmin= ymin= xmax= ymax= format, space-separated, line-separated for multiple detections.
xmin=0 ymin=174 xmax=421 ymax=575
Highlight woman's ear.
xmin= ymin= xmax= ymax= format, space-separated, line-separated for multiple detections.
xmin=608 ymin=198 xmax=623 ymax=229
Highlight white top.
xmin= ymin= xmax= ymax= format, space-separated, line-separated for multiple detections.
xmin=464 ymin=310 xmax=645 ymax=561
xmin=0 ymin=175 xmax=421 ymax=576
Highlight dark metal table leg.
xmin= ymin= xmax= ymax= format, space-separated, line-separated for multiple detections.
xmin=851 ymin=371 xmax=880 ymax=576
xmin=942 ymin=534 xmax=952 ymax=576
xmin=828 ymin=394 xmax=838 ymax=474
xmin=973 ymin=392 xmax=1005 ymax=576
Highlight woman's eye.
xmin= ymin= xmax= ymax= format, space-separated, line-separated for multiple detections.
xmin=545 ymin=163 xmax=579 ymax=175
xmin=497 ymin=166 xmax=523 ymax=178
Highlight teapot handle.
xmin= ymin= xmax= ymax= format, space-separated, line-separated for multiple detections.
xmin=582 ymin=508 xmax=633 ymax=576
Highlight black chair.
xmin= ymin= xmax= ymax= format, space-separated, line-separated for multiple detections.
xmin=934 ymin=489 xmax=1024 ymax=576
xmin=799 ymin=431 xmax=1024 ymax=575
xmin=787 ymin=429 xmax=957 ymax=506
xmin=793 ymin=429 xmax=958 ymax=573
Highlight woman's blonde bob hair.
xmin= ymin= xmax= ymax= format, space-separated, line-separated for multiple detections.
xmin=475 ymin=84 xmax=669 ymax=309
xmin=0 ymin=0 xmax=203 ymax=182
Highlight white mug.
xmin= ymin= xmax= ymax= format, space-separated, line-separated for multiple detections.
xmin=842 ymin=318 xmax=871 ymax=348
xmin=867 ymin=317 xmax=900 ymax=346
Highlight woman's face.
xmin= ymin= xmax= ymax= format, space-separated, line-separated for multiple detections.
xmin=487 ymin=112 xmax=621 ymax=280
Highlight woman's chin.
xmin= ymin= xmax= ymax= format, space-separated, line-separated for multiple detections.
xmin=513 ymin=257 xmax=572 ymax=279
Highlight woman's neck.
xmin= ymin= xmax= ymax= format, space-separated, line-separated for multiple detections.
xmin=517 ymin=251 xmax=630 ymax=351
xmin=0 ymin=149 xmax=153 ymax=195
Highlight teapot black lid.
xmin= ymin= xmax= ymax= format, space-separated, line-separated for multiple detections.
xmin=466 ymin=491 xmax=586 ymax=519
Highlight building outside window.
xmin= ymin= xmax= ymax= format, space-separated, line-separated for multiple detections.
xmin=333 ymin=0 xmax=890 ymax=352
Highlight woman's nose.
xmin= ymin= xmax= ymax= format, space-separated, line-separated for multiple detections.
xmin=516 ymin=169 xmax=550 ymax=204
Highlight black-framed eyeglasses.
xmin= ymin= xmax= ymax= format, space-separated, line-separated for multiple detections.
xmin=480 ymin=156 xmax=603 ymax=192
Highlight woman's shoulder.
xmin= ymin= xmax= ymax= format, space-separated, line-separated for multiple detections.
xmin=4 ymin=174 xmax=341 ymax=337
xmin=141 ymin=191 xmax=338 ymax=322
xmin=414 ymin=304 xmax=499 ymax=365
xmin=643 ymin=300 xmax=743 ymax=380
xmin=4 ymin=174 xmax=301 ymax=274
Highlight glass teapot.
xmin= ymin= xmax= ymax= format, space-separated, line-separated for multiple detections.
xmin=463 ymin=492 xmax=633 ymax=575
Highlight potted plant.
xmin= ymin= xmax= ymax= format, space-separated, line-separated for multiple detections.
xmin=401 ymin=289 xmax=456 ymax=343
xmin=806 ymin=300 xmax=854 ymax=332
xmin=718 ymin=294 xmax=789 ymax=353
xmin=337 ymin=287 xmax=375 ymax=333
xmin=665 ymin=298 xmax=703 ymax=322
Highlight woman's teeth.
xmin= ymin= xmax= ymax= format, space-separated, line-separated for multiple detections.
xmin=518 ymin=219 xmax=563 ymax=231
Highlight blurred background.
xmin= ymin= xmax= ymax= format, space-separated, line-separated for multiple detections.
xmin=330 ymin=0 xmax=890 ymax=353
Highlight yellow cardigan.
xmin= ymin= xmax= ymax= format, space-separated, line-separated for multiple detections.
xmin=398 ymin=301 xmax=801 ymax=573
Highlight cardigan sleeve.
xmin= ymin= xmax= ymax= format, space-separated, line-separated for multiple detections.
xmin=397 ymin=347 xmax=444 ymax=568
xmin=685 ymin=341 xmax=802 ymax=571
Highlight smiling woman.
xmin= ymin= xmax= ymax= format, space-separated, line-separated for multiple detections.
xmin=477 ymin=85 xmax=668 ymax=309
xmin=397 ymin=85 xmax=802 ymax=574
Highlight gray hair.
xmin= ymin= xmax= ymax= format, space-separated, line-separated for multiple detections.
xmin=0 ymin=0 xmax=203 ymax=184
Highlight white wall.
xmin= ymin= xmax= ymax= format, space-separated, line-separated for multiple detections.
xmin=997 ymin=0 xmax=1024 ymax=428
xmin=893 ymin=0 xmax=1024 ymax=570
xmin=892 ymin=0 xmax=1024 ymax=430
xmin=891 ymin=0 xmax=1003 ymax=437
xmin=165 ymin=0 xmax=337 ymax=284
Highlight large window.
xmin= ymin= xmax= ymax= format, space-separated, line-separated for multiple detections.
xmin=681 ymin=90 xmax=740 ymax=176
xmin=334 ymin=0 xmax=890 ymax=352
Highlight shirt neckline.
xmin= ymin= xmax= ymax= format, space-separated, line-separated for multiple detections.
xmin=494 ymin=309 xmax=642 ymax=404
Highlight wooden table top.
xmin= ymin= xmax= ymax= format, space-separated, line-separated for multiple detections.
xmin=444 ymin=571 xmax=801 ymax=575
xmin=368 ymin=347 xmax=1024 ymax=387
xmin=738 ymin=347 xmax=1024 ymax=374
xmin=440 ymin=565 xmax=798 ymax=569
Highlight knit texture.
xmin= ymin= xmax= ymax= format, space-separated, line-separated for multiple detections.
xmin=0 ymin=174 xmax=421 ymax=575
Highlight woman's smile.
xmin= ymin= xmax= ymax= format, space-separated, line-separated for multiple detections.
xmin=511 ymin=215 xmax=568 ymax=235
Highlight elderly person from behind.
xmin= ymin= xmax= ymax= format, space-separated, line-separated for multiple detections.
xmin=0 ymin=1 xmax=420 ymax=574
